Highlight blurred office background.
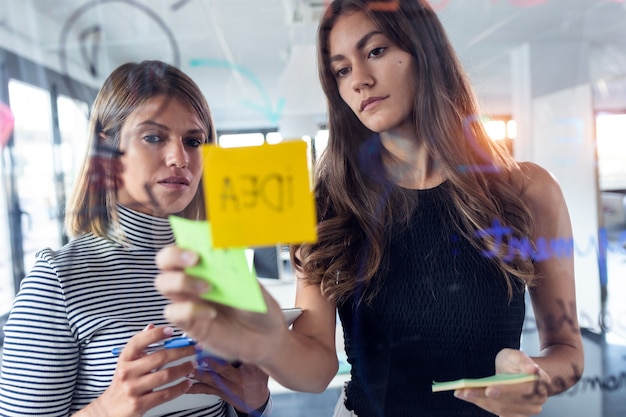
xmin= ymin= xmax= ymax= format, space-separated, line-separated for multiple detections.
xmin=1 ymin=0 xmax=625 ymax=416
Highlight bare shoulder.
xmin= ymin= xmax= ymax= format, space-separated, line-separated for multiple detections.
xmin=511 ymin=162 xmax=572 ymax=237
xmin=511 ymin=161 xmax=565 ymax=206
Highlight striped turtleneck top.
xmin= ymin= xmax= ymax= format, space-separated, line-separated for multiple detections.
xmin=0 ymin=205 xmax=228 ymax=416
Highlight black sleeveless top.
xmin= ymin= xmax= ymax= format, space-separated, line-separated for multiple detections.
xmin=338 ymin=182 xmax=526 ymax=417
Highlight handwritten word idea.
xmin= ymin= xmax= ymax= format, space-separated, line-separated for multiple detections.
xmin=203 ymin=141 xmax=317 ymax=248
xmin=220 ymin=174 xmax=294 ymax=212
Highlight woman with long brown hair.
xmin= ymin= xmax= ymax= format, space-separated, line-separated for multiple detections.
xmin=155 ymin=1 xmax=584 ymax=416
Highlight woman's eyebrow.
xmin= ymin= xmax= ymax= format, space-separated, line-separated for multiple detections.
xmin=329 ymin=30 xmax=385 ymax=63
xmin=136 ymin=120 xmax=169 ymax=130
xmin=135 ymin=121 xmax=205 ymax=136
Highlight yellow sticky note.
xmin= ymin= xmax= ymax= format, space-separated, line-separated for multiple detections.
xmin=169 ymin=216 xmax=267 ymax=313
xmin=202 ymin=141 xmax=317 ymax=248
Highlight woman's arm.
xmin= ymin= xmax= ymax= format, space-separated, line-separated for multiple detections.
xmin=0 ymin=258 xmax=80 ymax=417
xmin=263 ymin=272 xmax=339 ymax=392
xmin=521 ymin=162 xmax=584 ymax=392
xmin=155 ymin=246 xmax=339 ymax=393
xmin=456 ymin=162 xmax=584 ymax=416
xmin=0 ymin=255 xmax=200 ymax=417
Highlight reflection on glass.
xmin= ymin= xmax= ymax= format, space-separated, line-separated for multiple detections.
xmin=8 ymin=80 xmax=59 ymax=275
xmin=0 ymin=139 xmax=12 ymax=315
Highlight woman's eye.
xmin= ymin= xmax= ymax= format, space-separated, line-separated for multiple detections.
xmin=334 ymin=67 xmax=351 ymax=78
xmin=369 ymin=47 xmax=386 ymax=58
xmin=142 ymin=134 xmax=162 ymax=143
xmin=185 ymin=138 xmax=203 ymax=148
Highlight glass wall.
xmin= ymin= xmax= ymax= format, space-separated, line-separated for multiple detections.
xmin=0 ymin=50 xmax=94 ymax=318
xmin=8 ymin=80 xmax=58 ymax=272
xmin=0 ymin=1 xmax=625 ymax=415
xmin=0 ymin=140 xmax=11 ymax=316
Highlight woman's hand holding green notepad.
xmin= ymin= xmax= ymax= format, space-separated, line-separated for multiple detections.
xmin=168 ymin=216 xmax=267 ymax=313
xmin=432 ymin=373 xmax=538 ymax=392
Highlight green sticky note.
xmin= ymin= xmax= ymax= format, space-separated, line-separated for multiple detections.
xmin=169 ymin=216 xmax=267 ymax=313
xmin=432 ymin=373 xmax=537 ymax=392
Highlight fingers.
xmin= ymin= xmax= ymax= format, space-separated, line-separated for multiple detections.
xmin=495 ymin=348 xmax=539 ymax=375
xmin=187 ymin=362 xmax=270 ymax=412
xmin=138 ymin=379 xmax=194 ymax=412
xmin=155 ymin=247 xmax=210 ymax=302
xmin=137 ymin=358 xmax=196 ymax=394
xmin=119 ymin=325 xmax=176 ymax=360
xmin=164 ymin=302 xmax=218 ymax=338
xmin=455 ymin=365 xmax=551 ymax=416
xmin=191 ymin=367 xmax=239 ymax=392
xmin=162 ymin=298 xmax=286 ymax=365
xmin=196 ymin=355 xmax=234 ymax=373
xmin=155 ymin=245 xmax=288 ymax=366
xmin=186 ymin=373 xmax=250 ymax=411
xmin=103 ymin=325 xmax=202 ymax=415
xmin=117 ymin=325 xmax=199 ymax=389
xmin=456 ymin=380 xmax=546 ymax=416
xmin=155 ymin=273 xmax=211 ymax=301
xmin=187 ymin=361 xmax=243 ymax=403
xmin=455 ymin=349 xmax=552 ymax=416
xmin=155 ymin=245 xmax=199 ymax=271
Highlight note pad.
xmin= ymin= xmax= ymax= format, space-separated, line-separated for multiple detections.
xmin=169 ymin=216 xmax=267 ymax=313
xmin=202 ymin=142 xmax=317 ymax=248
xmin=432 ymin=373 xmax=538 ymax=392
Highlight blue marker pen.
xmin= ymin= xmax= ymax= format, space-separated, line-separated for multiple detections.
xmin=111 ymin=336 xmax=197 ymax=356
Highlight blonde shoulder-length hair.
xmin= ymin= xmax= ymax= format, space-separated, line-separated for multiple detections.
xmin=65 ymin=60 xmax=215 ymax=239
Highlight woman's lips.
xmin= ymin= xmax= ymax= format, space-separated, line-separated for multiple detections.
xmin=158 ymin=176 xmax=191 ymax=189
xmin=360 ymin=96 xmax=385 ymax=112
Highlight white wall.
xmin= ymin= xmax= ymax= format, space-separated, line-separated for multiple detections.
xmin=531 ymin=84 xmax=602 ymax=333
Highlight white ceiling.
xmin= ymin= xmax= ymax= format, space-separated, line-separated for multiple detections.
xmin=1 ymin=0 xmax=626 ymax=130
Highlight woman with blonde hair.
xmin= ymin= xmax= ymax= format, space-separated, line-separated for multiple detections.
xmin=0 ymin=60 xmax=270 ymax=417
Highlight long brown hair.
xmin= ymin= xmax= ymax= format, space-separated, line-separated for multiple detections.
xmin=292 ymin=0 xmax=535 ymax=303
xmin=65 ymin=60 xmax=215 ymax=239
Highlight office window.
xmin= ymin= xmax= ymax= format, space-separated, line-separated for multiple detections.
xmin=266 ymin=131 xmax=283 ymax=144
xmin=597 ymin=113 xmax=626 ymax=191
xmin=218 ymin=133 xmax=265 ymax=148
